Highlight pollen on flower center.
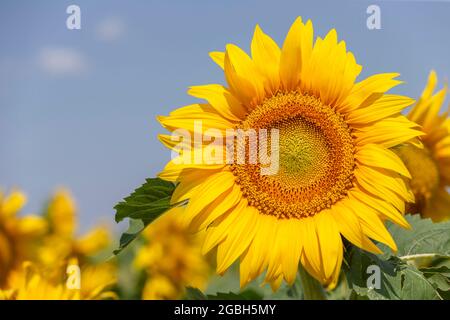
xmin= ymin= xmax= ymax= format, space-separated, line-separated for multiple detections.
xmin=277 ymin=116 xmax=331 ymax=188
xmin=230 ymin=92 xmax=356 ymax=219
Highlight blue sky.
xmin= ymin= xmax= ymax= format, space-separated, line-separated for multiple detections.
xmin=0 ymin=0 xmax=449 ymax=232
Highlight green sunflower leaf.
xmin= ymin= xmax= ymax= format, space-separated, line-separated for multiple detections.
xmin=184 ymin=287 xmax=208 ymax=300
xmin=115 ymin=178 xmax=176 ymax=223
xmin=420 ymin=266 xmax=450 ymax=292
xmin=113 ymin=178 xmax=181 ymax=255
xmin=400 ymin=263 xmax=443 ymax=300
xmin=112 ymin=218 xmax=147 ymax=255
xmin=346 ymin=249 xmax=442 ymax=300
xmin=384 ymin=214 xmax=450 ymax=260
xmin=184 ymin=287 xmax=263 ymax=300
xmin=346 ymin=249 xmax=402 ymax=300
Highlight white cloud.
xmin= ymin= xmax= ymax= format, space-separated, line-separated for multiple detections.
xmin=37 ymin=47 xmax=88 ymax=76
xmin=95 ymin=17 xmax=125 ymax=42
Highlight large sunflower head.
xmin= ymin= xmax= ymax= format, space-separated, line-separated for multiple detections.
xmin=394 ymin=71 xmax=450 ymax=222
xmin=157 ymin=17 xmax=422 ymax=289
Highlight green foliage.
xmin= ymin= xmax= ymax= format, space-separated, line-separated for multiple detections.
xmin=347 ymin=249 xmax=442 ymax=300
xmin=113 ymin=178 xmax=182 ymax=255
xmin=115 ymin=178 xmax=176 ymax=223
xmin=113 ymin=177 xmax=450 ymax=300
xmin=185 ymin=287 xmax=263 ymax=300
xmin=384 ymin=214 xmax=450 ymax=259
xmin=421 ymin=266 xmax=450 ymax=292
xmin=345 ymin=215 xmax=450 ymax=300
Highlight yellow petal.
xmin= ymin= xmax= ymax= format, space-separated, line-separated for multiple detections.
xmin=209 ymin=51 xmax=225 ymax=69
xmin=17 ymin=215 xmax=48 ymax=236
xmin=422 ymin=86 xmax=447 ymax=132
xmin=350 ymin=200 xmax=398 ymax=251
xmin=347 ymin=94 xmax=415 ymax=125
xmin=75 ymin=227 xmax=110 ymax=256
xmin=202 ymin=200 xmax=245 ymax=254
xmin=1 ymin=191 xmax=27 ymax=217
xmin=190 ymin=184 xmax=243 ymax=231
xmin=350 ymin=188 xmax=410 ymax=229
xmin=332 ymin=201 xmax=382 ymax=254
xmin=188 ymin=84 xmax=246 ymax=121
xmin=251 ymin=24 xmax=281 ymax=94
xmin=302 ymin=29 xmax=360 ymax=108
xmin=183 ymin=170 xmax=235 ymax=227
xmin=315 ymin=211 xmax=343 ymax=281
xmin=341 ymin=73 xmax=402 ymax=113
xmin=278 ymin=219 xmax=302 ymax=284
xmin=170 ymin=169 xmax=213 ymax=203
xmin=408 ymin=70 xmax=438 ymax=122
xmin=298 ymin=216 xmax=322 ymax=279
xmin=354 ymin=169 xmax=405 ymax=212
xmin=216 ymin=204 xmax=259 ymax=274
xmin=157 ymin=109 xmax=233 ymax=134
xmin=279 ymin=17 xmax=313 ymax=91
xmin=355 ymin=116 xmax=424 ymax=148
xmin=356 ymin=143 xmax=411 ymax=178
xmin=239 ymin=214 xmax=274 ymax=287
xmin=158 ymin=158 xmax=225 ymax=182
xmin=357 ymin=165 xmax=413 ymax=202
xmin=224 ymin=44 xmax=265 ymax=107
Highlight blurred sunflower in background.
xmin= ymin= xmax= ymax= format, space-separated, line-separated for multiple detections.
xmin=0 ymin=259 xmax=116 ymax=300
xmin=158 ymin=17 xmax=423 ymax=289
xmin=36 ymin=189 xmax=112 ymax=280
xmin=134 ymin=207 xmax=210 ymax=299
xmin=0 ymin=262 xmax=80 ymax=300
xmin=0 ymin=190 xmax=47 ymax=286
xmin=394 ymin=71 xmax=450 ymax=222
xmin=0 ymin=188 xmax=117 ymax=300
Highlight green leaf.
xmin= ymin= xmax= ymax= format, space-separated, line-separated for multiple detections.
xmin=185 ymin=287 xmax=263 ymax=300
xmin=297 ymin=265 xmax=326 ymax=300
xmin=115 ymin=178 xmax=176 ymax=223
xmin=325 ymin=273 xmax=352 ymax=300
xmin=400 ymin=264 xmax=442 ymax=300
xmin=346 ymin=249 xmax=402 ymax=300
xmin=113 ymin=219 xmax=147 ymax=255
xmin=184 ymin=287 xmax=208 ymax=300
xmin=346 ymin=249 xmax=442 ymax=300
xmin=345 ymin=215 xmax=450 ymax=300
xmin=384 ymin=214 xmax=450 ymax=259
xmin=209 ymin=290 xmax=263 ymax=300
xmin=285 ymin=273 xmax=304 ymax=300
xmin=421 ymin=266 xmax=450 ymax=292
xmin=113 ymin=178 xmax=180 ymax=255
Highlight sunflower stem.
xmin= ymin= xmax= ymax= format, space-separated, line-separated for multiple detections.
xmin=298 ymin=265 xmax=327 ymax=300
xmin=399 ymin=253 xmax=438 ymax=261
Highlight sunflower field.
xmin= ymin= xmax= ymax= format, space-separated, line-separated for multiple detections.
xmin=2 ymin=4 xmax=450 ymax=303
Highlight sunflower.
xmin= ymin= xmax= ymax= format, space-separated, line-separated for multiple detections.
xmin=0 ymin=189 xmax=117 ymax=300
xmin=36 ymin=189 xmax=111 ymax=278
xmin=0 ymin=262 xmax=79 ymax=300
xmin=394 ymin=71 xmax=450 ymax=222
xmin=0 ymin=190 xmax=47 ymax=286
xmin=74 ymin=259 xmax=118 ymax=300
xmin=0 ymin=260 xmax=117 ymax=300
xmin=134 ymin=207 xmax=210 ymax=299
xmin=157 ymin=17 xmax=422 ymax=289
